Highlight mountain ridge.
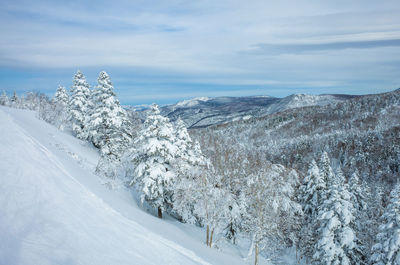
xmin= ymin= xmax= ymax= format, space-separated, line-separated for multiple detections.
xmin=156 ymin=93 xmax=357 ymax=128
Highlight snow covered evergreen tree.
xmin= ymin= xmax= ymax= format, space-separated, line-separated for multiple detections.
xmin=87 ymin=71 xmax=131 ymax=161
xmin=172 ymin=118 xmax=201 ymax=169
xmin=127 ymin=104 xmax=177 ymax=218
xmin=297 ymin=160 xmax=326 ymax=260
xmin=0 ymin=90 xmax=9 ymax=106
xmin=298 ymin=160 xmax=326 ymax=218
xmin=172 ymin=119 xmax=212 ymax=188
xmin=312 ymin=162 xmax=361 ymax=265
xmin=53 ymin=85 xmax=69 ymax=130
xmin=85 ymin=87 xmax=98 ymax=143
xmin=319 ymin=151 xmax=335 ymax=181
xmin=54 ymin=85 xmax=69 ymax=107
xmin=69 ymin=70 xmax=90 ymax=140
xmin=348 ymin=170 xmax=369 ymax=259
xmin=363 ymin=183 xmax=385 ymax=259
xmin=348 ymin=170 xmax=366 ymax=213
xmin=370 ymin=183 xmax=400 ymax=265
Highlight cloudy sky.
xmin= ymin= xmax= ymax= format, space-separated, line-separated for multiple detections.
xmin=1 ymin=0 xmax=400 ymax=105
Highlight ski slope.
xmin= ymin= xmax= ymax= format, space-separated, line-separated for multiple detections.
xmin=0 ymin=106 xmax=247 ymax=265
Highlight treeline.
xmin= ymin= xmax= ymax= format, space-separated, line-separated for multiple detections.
xmin=0 ymin=90 xmax=52 ymax=115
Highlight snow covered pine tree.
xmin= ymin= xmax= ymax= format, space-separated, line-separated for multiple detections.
xmin=69 ymin=70 xmax=91 ymax=140
xmin=371 ymin=183 xmax=400 ymax=265
xmin=312 ymin=153 xmax=361 ymax=265
xmin=87 ymin=71 xmax=132 ymax=178
xmin=128 ymin=104 xmax=177 ymax=219
xmin=87 ymin=71 xmax=131 ymax=158
xmin=297 ymin=159 xmax=326 ymax=261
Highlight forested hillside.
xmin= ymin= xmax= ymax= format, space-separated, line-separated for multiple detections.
xmin=191 ymin=89 xmax=400 ymax=185
xmin=189 ymin=89 xmax=400 ymax=263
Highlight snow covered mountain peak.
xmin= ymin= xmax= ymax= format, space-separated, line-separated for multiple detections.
xmin=273 ymin=93 xmax=341 ymax=110
xmin=174 ymin=97 xmax=212 ymax=109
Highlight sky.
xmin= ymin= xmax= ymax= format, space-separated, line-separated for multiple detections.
xmin=0 ymin=0 xmax=400 ymax=105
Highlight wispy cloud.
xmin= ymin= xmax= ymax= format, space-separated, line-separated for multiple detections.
xmin=251 ymin=39 xmax=400 ymax=55
xmin=0 ymin=0 xmax=399 ymax=104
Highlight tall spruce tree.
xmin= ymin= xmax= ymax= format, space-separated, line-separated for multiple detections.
xmin=348 ymin=170 xmax=366 ymax=213
xmin=370 ymin=183 xmax=400 ymax=265
xmin=348 ymin=170 xmax=369 ymax=259
xmin=297 ymin=160 xmax=326 ymax=261
xmin=69 ymin=70 xmax=90 ymax=140
xmin=312 ymin=157 xmax=361 ymax=265
xmin=87 ymin=71 xmax=131 ymax=159
xmin=319 ymin=151 xmax=335 ymax=181
xmin=128 ymin=104 xmax=177 ymax=218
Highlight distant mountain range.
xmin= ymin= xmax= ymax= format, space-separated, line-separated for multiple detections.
xmin=149 ymin=93 xmax=357 ymax=128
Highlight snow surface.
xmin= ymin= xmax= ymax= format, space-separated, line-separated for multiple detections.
xmin=0 ymin=106 xmax=250 ymax=265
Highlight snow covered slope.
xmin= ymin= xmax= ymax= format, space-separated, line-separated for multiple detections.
xmin=0 ymin=106 xmax=246 ymax=265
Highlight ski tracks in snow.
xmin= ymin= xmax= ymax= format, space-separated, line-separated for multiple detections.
xmin=50 ymin=138 xmax=93 ymax=171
